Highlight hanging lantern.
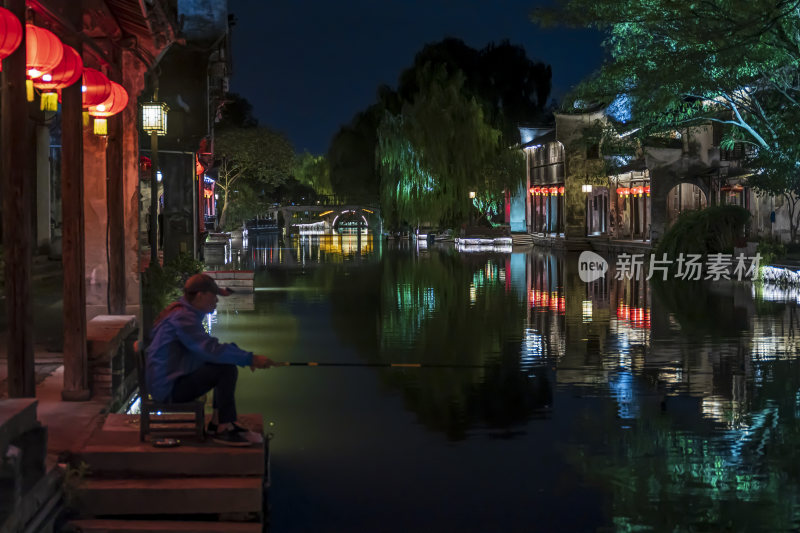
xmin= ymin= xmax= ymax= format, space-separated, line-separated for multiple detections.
xmin=88 ymin=80 xmax=128 ymax=135
xmin=80 ymin=67 xmax=112 ymax=107
xmin=644 ymin=185 xmax=651 ymax=196
xmin=558 ymin=186 xmax=565 ymax=195
xmin=0 ymin=7 xmax=22 ymax=72
xmin=549 ymin=187 xmax=558 ymax=195
xmin=32 ymin=43 xmax=81 ymax=111
xmin=529 ymin=187 xmax=535 ymax=195
xmin=25 ymin=24 xmax=63 ymax=102
xmin=617 ymin=187 xmax=630 ymax=196
xmin=141 ymin=101 xmax=169 ymax=136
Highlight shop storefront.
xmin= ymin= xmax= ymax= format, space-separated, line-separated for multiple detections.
xmin=612 ymin=171 xmax=651 ymax=240
xmin=529 ymin=185 xmax=565 ymax=235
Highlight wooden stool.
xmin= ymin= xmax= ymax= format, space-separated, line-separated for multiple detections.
xmin=135 ymin=342 xmax=205 ymax=442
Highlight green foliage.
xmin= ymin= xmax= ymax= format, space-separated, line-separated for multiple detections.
xmin=142 ymin=252 xmax=204 ymax=317
xmin=214 ymin=126 xmax=294 ymax=228
xmin=62 ymin=461 xmax=91 ymax=507
xmin=378 ymin=65 xmax=520 ymax=228
xmin=655 ymin=205 xmax=751 ymax=258
xmin=534 ymin=0 xmax=800 ymax=233
xmin=331 ymin=38 xmax=551 ymax=228
xmin=756 ymin=238 xmax=786 ymax=266
xmin=294 ymin=152 xmax=333 ymax=198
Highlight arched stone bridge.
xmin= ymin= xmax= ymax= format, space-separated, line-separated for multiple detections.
xmin=273 ymin=205 xmax=382 ymax=233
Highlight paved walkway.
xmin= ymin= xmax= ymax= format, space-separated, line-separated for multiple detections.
xmin=0 ymin=270 xmax=108 ymax=467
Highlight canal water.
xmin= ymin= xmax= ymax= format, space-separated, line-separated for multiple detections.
xmin=207 ymin=234 xmax=800 ymax=532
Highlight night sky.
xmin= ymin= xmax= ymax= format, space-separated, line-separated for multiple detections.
xmin=228 ymin=1 xmax=604 ymax=155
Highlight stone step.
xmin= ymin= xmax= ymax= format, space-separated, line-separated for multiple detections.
xmin=76 ymin=414 xmax=265 ymax=477
xmin=75 ymin=477 xmax=263 ymax=516
xmin=66 ymin=518 xmax=261 ymax=532
xmin=77 ymin=442 xmax=264 ymax=477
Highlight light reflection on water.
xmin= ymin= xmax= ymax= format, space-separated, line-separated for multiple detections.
xmin=210 ymin=236 xmax=800 ymax=532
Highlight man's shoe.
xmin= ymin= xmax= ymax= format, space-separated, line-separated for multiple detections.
xmin=212 ymin=429 xmax=251 ymax=447
xmin=207 ymin=421 xmax=247 ymax=436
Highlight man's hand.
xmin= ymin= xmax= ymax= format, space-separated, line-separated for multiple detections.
xmin=251 ymin=355 xmax=277 ymax=371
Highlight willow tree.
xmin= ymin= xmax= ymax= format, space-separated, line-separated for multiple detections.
xmin=377 ymin=66 xmax=505 ymax=229
xmin=294 ymin=152 xmax=333 ymax=199
xmin=214 ymin=127 xmax=294 ymax=229
xmin=535 ymin=0 xmax=800 ymax=237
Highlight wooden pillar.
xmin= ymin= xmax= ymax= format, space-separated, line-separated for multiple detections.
xmin=61 ymin=5 xmax=90 ymax=401
xmin=1 ymin=0 xmax=34 ymax=397
xmin=107 ymin=57 xmax=126 ymax=314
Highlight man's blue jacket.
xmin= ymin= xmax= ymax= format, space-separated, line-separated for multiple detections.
xmin=145 ymin=297 xmax=254 ymax=402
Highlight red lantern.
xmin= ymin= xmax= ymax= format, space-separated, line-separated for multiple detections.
xmin=617 ymin=187 xmax=630 ymax=196
xmin=644 ymin=185 xmax=650 ymax=196
xmin=558 ymin=186 xmax=565 ymax=195
xmin=529 ymin=187 xmax=535 ymax=195
xmin=88 ymin=81 xmax=128 ymax=135
xmin=80 ymin=68 xmax=112 ymax=108
xmin=25 ymin=24 xmax=63 ymax=101
xmin=0 ymin=7 xmax=22 ymax=72
xmin=33 ymin=43 xmax=82 ymax=111
xmin=550 ymin=187 xmax=558 ymax=195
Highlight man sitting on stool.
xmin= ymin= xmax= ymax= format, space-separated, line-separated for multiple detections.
xmin=146 ymin=273 xmax=276 ymax=446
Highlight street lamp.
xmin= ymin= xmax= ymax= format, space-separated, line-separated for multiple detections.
xmin=141 ymin=97 xmax=168 ymax=266
xmin=141 ymin=101 xmax=169 ymax=136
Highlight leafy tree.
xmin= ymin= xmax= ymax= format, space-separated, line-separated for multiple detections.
xmin=214 ymin=127 xmax=294 ymax=229
xmin=330 ymin=39 xmax=551 ymax=228
xmin=534 ymin=0 xmax=800 ymax=238
xmin=397 ymin=38 xmax=552 ymax=142
xmin=294 ymin=152 xmax=334 ymax=200
xmin=216 ymin=92 xmax=258 ymax=129
xmin=327 ymin=105 xmax=383 ymax=203
xmin=378 ymin=66 xmax=503 ymax=228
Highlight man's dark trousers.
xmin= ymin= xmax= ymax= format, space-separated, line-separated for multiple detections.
xmin=171 ymin=363 xmax=238 ymax=423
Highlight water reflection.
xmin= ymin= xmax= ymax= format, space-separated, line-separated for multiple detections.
xmin=219 ymin=236 xmax=800 ymax=531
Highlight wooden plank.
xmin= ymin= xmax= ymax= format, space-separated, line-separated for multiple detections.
xmin=77 ymin=477 xmax=262 ymax=516
xmin=66 ymin=519 xmax=260 ymax=532
xmin=2 ymin=0 xmax=34 ymax=398
xmin=60 ymin=2 xmax=89 ymax=402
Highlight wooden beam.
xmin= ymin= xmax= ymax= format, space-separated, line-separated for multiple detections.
xmin=2 ymin=0 xmax=34 ymax=398
xmin=61 ymin=3 xmax=90 ymax=401
xmin=107 ymin=52 xmax=126 ymax=315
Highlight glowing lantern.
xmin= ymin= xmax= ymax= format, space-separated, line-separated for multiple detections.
xmin=141 ymin=101 xmax=169 ymax=136
xmin=0 ymin=7 xmax=22 ymax=72
xmin=529 ymin=187 xmax=535 ymax=195
xmin=88 ymin=81 xmax=128 ymax=135
xmin=25 ymin=24 xmax=63 ymax=102
xmin=550 ymin=187 xmax=558 ymax=195
xmin=617 ymin=187 xmax=630 ymax=196
xmin=80 ymin=67 xmax=112 ymax=108
xmin=32 ymin=43 xmax=81 ymax=111
xmin=558 ymin=186 xmax=565 ymax=195
xmin=644 ymin=185 xmax=650 ymax=196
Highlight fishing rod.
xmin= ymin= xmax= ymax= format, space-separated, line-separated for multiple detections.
xmin=273 ymin=361 xmax=653 ymax=373
xmin=274 ymin=361 xmax=492 ymax=369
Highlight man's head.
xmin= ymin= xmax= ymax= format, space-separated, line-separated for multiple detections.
xmin=183 ymin=273 xmax=233 ymax=313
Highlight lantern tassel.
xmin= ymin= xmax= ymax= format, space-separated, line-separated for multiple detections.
xmin=40 ymin=92 xmax=58 ymax=112
xmin=93 ymin=117 xmax=107 ymax=135
xmin=26 ymin=79 xmax=33 ymax=102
